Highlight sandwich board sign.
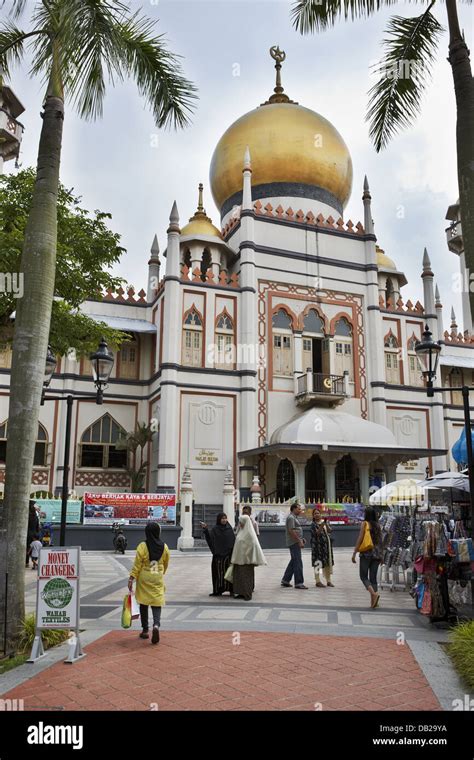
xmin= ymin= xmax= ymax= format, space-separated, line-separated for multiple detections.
xmin=28 ymin=546 xmax=85 ymax=664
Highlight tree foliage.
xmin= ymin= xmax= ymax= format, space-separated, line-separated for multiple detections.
xmin=0 ymin=168 xmax=128 ymax=354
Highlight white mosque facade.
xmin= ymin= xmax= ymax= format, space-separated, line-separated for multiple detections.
xmin=0 ymin=56 xmax=472 ymax=509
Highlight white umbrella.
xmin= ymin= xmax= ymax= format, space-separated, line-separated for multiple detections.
xmin=418 ymin=471 xmax=469 ymax=492
xmin=369 ymin=478 xmax=424 ymax=506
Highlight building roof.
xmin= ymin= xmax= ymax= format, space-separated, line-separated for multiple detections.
xmin=87 ymin=314 xmax=157 ymax=334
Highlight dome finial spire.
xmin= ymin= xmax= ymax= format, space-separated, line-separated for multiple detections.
xmin=197 ymin=182 xmax=204 ymax=213
xmin=262 ymin=46 xmax=298 ymax=106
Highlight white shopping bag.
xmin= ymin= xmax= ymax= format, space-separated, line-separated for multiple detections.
xmin=130 ymin=592 xmax=140 ymax=620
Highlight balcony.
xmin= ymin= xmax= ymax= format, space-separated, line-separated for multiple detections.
xmin=446 ymin=221 xmax=463 ymax=255
xmin=0 ymin=109 xmax=24 ymax=162
xmin=295 ymin=370 xmax=348 ymax=407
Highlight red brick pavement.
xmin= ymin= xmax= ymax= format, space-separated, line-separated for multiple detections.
xmin=4 ymin=631 xmax=441 ymax=711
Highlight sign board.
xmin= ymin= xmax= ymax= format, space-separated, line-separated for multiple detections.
xmin=29 ymin=546 xmax=85 ymax=664
xmin=247 ymin=502 xmax=364 ymax=527
xmin=36 ymin=547 xmax=80 ymax=629
xmin=83 ymin=492 xmax=176 ymax=525
xmin=35 ymin=499 xmax=82 ymax=525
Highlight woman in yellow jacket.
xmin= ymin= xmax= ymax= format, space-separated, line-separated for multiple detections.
xmin=128 ymin=522 xmax=169 ymax=644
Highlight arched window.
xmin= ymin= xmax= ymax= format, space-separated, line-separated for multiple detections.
xmin=276 ymin=459 xmax=295 ymax=501
xmin=302 ymin=309 xmax=326 ymax=374
xmin=407 ymin=334 xmax=423 ymax=386
xmin=305 ymin=454 xmax=325 ymax=502
xmin=384 ymin=330 xmax=400 ymax=384
xmin=336 ymin=454 xmax=357 ymax=501
xmin=183 ymin=249 xmax=192 ymax=269
xmin=200 ymin=248 xmax=212 ymax=282
xmin=182 ymin=306 xmax=203 ymax=367
xmin=79 ymin=414 xmax=127 ymax=469
xmin=215 ymin=309 xmax=235 ymax=369
xmin=272 ymin=309 xmax=293 ymax=376
xmin=118 ymin=335 xmax=139 ymax=380
xmin=334 ymin=318 xmax=354 ymax=380
xmin=0 ymin=421 xmax=49 ymax=466
xmin=449 ymin=367 xmax=463 ymax=406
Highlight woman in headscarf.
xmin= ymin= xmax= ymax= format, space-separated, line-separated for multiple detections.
xmin=201 ymin=513 xmax=235 ymax=596
xmin=310 ymin=509 xmax=335 ymax=588
xmin=128 ymin=522 xmax=169 ymax=644
xmin=226 ymin=514 xmax=267 ymax=601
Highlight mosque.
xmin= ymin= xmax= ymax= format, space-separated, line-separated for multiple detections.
xmin=0 ymin=49 xmax=471 ymax=513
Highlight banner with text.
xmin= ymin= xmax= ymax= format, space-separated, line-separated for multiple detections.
xmin=35 ymin=499 xmax=82 ymax=525
xmin=36 ymin=547 xmax=80 ymax=629
xmin=83 ymin=492 xmax=176 ymax=525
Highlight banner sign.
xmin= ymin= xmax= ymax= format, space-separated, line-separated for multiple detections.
xmin=36 ymin=547 xmax=80 ymax=629
xmin=83 ymin=492 xmax=176 ymax=525
xmin=248 ymin=503 xmax=364 ymax=526
xmin=35 ymin=499 xmax=82 ymax=525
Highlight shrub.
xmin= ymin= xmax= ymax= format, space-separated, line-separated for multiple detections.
xmin=16 ymin=614 xmax=70 ymax=655
xmin=449 ymin=621 xmax=474 ymax=689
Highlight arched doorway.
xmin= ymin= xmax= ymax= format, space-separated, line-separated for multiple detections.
xmin=335 ymin=455 xmax=359 ymax=501
xmin=305 ymin=454 xmax=325 ymax=502
xmin=276 ymin=459 xmax=295 ymax=501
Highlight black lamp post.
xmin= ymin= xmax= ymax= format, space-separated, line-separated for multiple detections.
xmin=414 ymin=325 xmax=441 ymax=398
xmin=415 ymin=324 xmax=474 ymax=610
xmin=42 ymin=339 xmax=114 ymax=546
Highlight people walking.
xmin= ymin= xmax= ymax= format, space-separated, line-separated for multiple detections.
xmin=29 ymin=534 xmax=43 ymax=571
xmin=226 ymin=514 xmax=267 ymax=600
xmin=310 ymin=511 xmax=334 ymax=587
xmin=281 ymin=502 xmax=308 ymax=589
xmin=352 ymin=506 xmax=384 ymax=608
xmin=201 ymin=513 xmax=235 ymax=596
xmin=128 ymin=521 xmax=169 ymax=644
xmin=236 ymin=505 xmax=260 ymax=537
xmin=26 ymin=501 xmax=40 ymax=568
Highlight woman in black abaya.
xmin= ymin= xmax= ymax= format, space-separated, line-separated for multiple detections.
xmin=201 ymin=513 xmax=235 ymax=596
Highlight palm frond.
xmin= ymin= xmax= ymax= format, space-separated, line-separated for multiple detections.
xmin=367 ymin=9 xmax=443 ymax=151
xmin=1 ymin=0 xmax=29 ymax=21
xmin=111 ymin=9 xmax=197 ymax=129
xmin=0 ymin=22 xmax=27 ymax=75
xmin=291 ymin=0 xmax=400 ymax=33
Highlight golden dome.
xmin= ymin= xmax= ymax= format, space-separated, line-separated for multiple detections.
xmin=210 ymin=49 xmax=353 ymax=215
xmin=376 ymin=246 xmax=397 ymax=270
xmin=181 ymin=184 xmax=223 ymax=239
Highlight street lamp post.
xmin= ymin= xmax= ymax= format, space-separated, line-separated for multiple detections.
xmin=415 ymin=324 xmax=474 ymax=613
xmin=41 ymin=339 xmax=114 ymax=546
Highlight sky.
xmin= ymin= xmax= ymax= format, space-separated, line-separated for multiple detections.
xmin=2 ymin=0 xmax=471 ymax=328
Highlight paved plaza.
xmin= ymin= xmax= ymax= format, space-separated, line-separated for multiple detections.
xmin=0 ymin=548 xmax=466 ymax=711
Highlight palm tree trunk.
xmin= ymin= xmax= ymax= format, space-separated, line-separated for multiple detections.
xmin=446 ymin=0 xmax=474 ymax=322
xmin=0 ymin=86 xmax=64 ymax=649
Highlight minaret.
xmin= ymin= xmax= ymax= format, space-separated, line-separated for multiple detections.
xmin=363 ymin=176 xmax=386 ymax=426
xmin=238 ymin=147 xmax=259 ymax=492
xmin=157 ymin=202 xmax=181 ymax=494
xmin=362 ymin=175 xmax=374 ymax=235
xmin=450 ymin=307 xmax=458 ymax=336
xmin=435 ymin=284 xmax=444 ymax=342
xmin=0 ymin=79 xmax=25 ymax=174
xmin=421 ymin=248 xmax=435 ymax=329
xmin=147 ymin=234 xmax=160 ymax=302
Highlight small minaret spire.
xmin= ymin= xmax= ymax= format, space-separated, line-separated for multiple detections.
xmin=422 ymin=247 xmax=432 ymax=274
xmin=434 ymin=284 xmax=443 ymax=342
xmin=451 ymin=307 xmax=458 ymax=332
xmin=362 ymin=175 xmax=374 ymax=234
xmin=147 ymin=234 xmax=160 ymax=302
xmin=242 ymin=146 xmax=253 ymax=211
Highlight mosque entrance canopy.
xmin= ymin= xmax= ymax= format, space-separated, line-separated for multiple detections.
xmin=238 ymin=408 xmax=446 ymax=460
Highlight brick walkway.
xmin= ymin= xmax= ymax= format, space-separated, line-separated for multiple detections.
xmin=4 ymin=631 xmax=441 ymax=711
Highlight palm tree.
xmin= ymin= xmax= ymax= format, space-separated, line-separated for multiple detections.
xmin=0 ymin=0 xmax=196 ymax=648
xmin=292 ymin=0 xmax=474 ymax=318
xmin=116 ymin=422 xmax=155 ymax=492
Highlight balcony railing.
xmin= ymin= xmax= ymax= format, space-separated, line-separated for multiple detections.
xmin=295 ymin=371 xmax=348 ymax=407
